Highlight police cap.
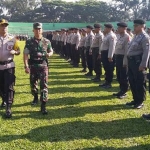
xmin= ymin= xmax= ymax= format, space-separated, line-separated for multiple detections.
xmin=104 ymin=23 xmax=113 ymax=28
xmin=117 ymin=22 xmax=127 ymax=27
xmin=94 ymin=23 xmax=101 ymax=28
xmin=86 ymin=25 xmax=93 ymax=29
xmin=134 ymin=19 xmax=145 ymax=25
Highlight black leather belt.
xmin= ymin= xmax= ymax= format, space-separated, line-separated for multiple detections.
xmin=0 ymin=60 xmax=13 ymax=65
xmin=127 ymin=55 xmax=142 ymax=60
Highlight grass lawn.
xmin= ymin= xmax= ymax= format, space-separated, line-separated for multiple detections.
xmin=0 ymin=41 xmax=150 ymax=150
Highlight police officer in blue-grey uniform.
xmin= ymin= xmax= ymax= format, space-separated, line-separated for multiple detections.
xmin=125 ymin=19 xmax=150 ymax=109
xmin=85 ymin=25 xmax=95 ymax=76
xmin=113 ymin=22 xmax=131 ymax=99
xmin=99 ymin=23 xmax=117 ymax=88
xmin=90 ymin=23 xmax=104 ymax=82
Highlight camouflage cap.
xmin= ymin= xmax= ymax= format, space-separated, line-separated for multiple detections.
xmin=33 ymin=22 xmax=42 ymax=29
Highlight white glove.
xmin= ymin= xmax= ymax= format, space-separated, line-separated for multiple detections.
xmin=10 ymin=50 xmax=16 ymax=55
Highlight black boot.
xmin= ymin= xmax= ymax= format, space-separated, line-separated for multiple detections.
xmin=1 ymin=100 xmax=6 ymax=108
xmin=40 ymin=102 xmax=48 ymax=115
xmin=5 ymin=104 xmax=12 ymax=118
xmin=31 ymin=94 xmax=38 ymax=105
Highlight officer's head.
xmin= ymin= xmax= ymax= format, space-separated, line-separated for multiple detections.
xmin=74 ymin=28 xmax=79 ymax=33
xmin=117 ymin=22 xmax=127 ymax=34
xmin=94 ymin=24 xmax=101 ymax=33
xmin=104 ymin=23 xmax=113 ymax=33
xmin=0 ymin=19 xmax=9 ymax=35
xmin=33 ymin=22 xmax=43 ymax=38
xmin=86 ymin=25 xmax=93 ymax=33
xmin=133 ymin=19 xmax=145 ymax=34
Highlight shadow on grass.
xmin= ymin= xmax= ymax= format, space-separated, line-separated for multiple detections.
xmin=0 ymin=118 xmax=150 ymax=144
xmin=11 ymin=103 xmax=130 ymax=120
xmin=80 ymin=144 xmax=150 ymax=150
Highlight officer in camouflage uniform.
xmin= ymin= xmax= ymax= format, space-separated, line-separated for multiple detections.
xmin=125 ymin=19 xmax=150 ymax=109
xmin=23 ymin=22 xmax=53 ymax=115
xmin=0 ymin=19 xmax=20 ymax=118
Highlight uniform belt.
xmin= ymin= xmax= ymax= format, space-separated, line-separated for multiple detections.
xmin=0 ymin=60 xmax=13 ymax=65
xmin=127 ymin=54 xmax=142 ymax=60
xmin=92 ymin=47 xmax=99 ymax=50
xmin=29 ymin=59 xmax=46 ymax=64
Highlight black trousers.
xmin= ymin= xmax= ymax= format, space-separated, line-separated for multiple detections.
xmin=73 ymin=45 xmax=80 ymax=65
xmin=71 ymin=44 xmax=76 ymax=62
xmin=86 ymin=47 xmax=93 ymax=73
xmin=128 ymin=55 xmax=147 ymax=105
xmin=79 ymin=47 xmax=87 ymax=69
xmin=92 ymin=47 xmax=102 ymax=78
xmin=101 ymin=50 xmax=115 ymax=84
xmin=0 ymin=68 xmax=15 ymax=104
xmin=115 ymin=55 xmax=129 ymax=93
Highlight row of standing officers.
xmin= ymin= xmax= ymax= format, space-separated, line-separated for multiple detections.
xmin=51 ymin=19 xmax=150 ymax=121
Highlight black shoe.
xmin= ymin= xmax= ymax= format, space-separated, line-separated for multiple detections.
xmin=117 ymin=93 xmax=127 ymax=99
xmin=85 ymin=72 xmax=93 ymax=76
xmin=81 ymin=69 xmax=87 ymax=72
xmin=103 ymin=84 xmax=112 ymax=89
xmin=5 ymin=110 xmax=12 ymax=118
xmin=73 ymin=64 xmax=79 ymax=68
xmin=126 ymin=101 xmax=136 ymax=106
xmin=1 ymin=101 xmax=6 ymax=108
xmin=31 ymin=95 xmax=38 ymax=105
xmin=41 ymin=103 xmax=48 ymax=115
xmin=5 ymin=104 xmax=12 ymax=118
xmin=99 ymin=82 xmax=107 ymax=87
xmin=134 ymin=103 xmax=144 ymax=109
xmin=31 ymin=99 xmax=38 ymax=105
xmin=142 ymin=114 xmax=150 ymax=121
xmin=92 ymin=78 xmax=101 ymax=82
xmin=113 ymin=91 xmax=122 ymax=96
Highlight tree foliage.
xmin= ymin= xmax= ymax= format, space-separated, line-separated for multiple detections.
xmin=0 ymin=0 xmax=150 ymax=22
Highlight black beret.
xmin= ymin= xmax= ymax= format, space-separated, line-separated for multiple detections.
xmin=86 ymin=25 xmax=93 ymax=29
xmin=134 ymin=19 xmax=145 ymax=25
xmin=104 ymin=23 xmax=113 ymax=28
xmin=61 ymin=28 xmax=66 ymax=31
xmin=117 ymin=22 xmax=127 ymax=27
xmin=94 ymin=23 xmax=101 ymax=28
xmin=127 ymin=28 xmax=131 ymax=31
xmin=74 ymin=28 xmax=79 ymax=30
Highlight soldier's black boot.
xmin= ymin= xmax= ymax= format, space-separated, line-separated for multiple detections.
xmin=1 ymin=100 xmax=6 ymax=108
xmin=5 ymin=103 xmax=12 ymax=118
xmin=31 ymin=94 xmax=38 ymax=105
xmin=40 ymin=102 xmax=48 ymax=115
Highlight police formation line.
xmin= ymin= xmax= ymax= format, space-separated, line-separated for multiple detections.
xmin=0 ymin=18 xmax=150 ymax=121
xmin=50 ymin=19 xmax=150 ymax=121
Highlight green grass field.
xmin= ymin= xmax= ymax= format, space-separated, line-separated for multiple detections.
xmin=0 ymin=41 xmax=150 ymax=150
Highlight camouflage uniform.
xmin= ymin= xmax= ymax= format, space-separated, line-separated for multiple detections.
xmin=24 ymin=37 xmax=53 ymax=102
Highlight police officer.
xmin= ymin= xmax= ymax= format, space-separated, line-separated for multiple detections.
xmin=113 ymin=22 xmax=131 ymax=99
xmin=71 ymin=28 xmax=81 ymax=67
xmin=23 ymin=22 xmax=53 ymax=114
xmin=79 ymin=28 xmax=87 ymax=72
xmin=85 ymin=25 xmax=94 ymax=76
xmin=99 ymin=23 xmax=117 ymax=88
xmin=125 ymin=19 xmax=150 ymax=109
xmin=0 ymin=19 xmax=20 ymax=118
xmin=90 ymin=23 xmax=104 ymax=82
